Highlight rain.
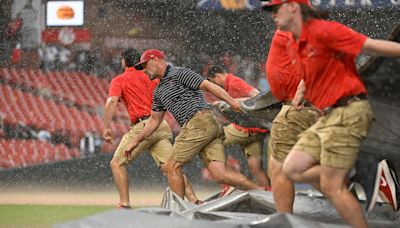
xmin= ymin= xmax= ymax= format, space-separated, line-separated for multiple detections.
xmin=0 ymin=0 xmax=399 ymax=227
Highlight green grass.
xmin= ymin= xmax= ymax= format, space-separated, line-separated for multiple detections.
xmin=0 ymin=204 xmax=114 ymax=228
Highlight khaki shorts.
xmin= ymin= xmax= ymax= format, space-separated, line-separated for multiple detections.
xmin=270 ymin=105 xmax=317 ymax=163
xmin=293 ymin=100 xmax=373 ymax=169
xmin=114 ymin=119 xmax=173 ymax=166
xmin=171 ymin=111 xmax=225 ymax=167
xmin=223 ymin=124 xmax=265 ymax=159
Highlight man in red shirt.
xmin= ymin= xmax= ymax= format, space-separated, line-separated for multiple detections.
xmin=263 ymin=0 xmax=400 ymax=227
xmin=206 ymin=65 xmax=270 ymax=187
xmin=265 ymin=30 xmax=317 ymax=213
xmin=103 ymin=48 xmax=199 ymax=208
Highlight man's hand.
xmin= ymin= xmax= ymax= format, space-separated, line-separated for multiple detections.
xmin=103 ymin=96 xmax=119 ymax=143
xmin=230 ymin=100 xmax=242 ymax=112
xmin=291 ymin=95 xmax=304 ymax=110
xmin=292 ymin=79 xmax=306 ymax=110
xmin=124 ymin=140 xmax=139 ymax=158
xmin=103 ymin=128 xmax=113 ymax=143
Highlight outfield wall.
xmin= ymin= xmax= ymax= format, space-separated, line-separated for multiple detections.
xmin=0 ymin=150 xmax=228 ymax=189
xmin=0 ymin=153 xmax=172 ymax=189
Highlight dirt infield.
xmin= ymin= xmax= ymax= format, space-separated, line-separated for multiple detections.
xmin=0 ymin=186 xmax=218 ymax=206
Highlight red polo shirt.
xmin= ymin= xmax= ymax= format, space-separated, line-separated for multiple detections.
xmin=224 ymin=73 xmax=254 ymax=97
xmin=108 ymin=67 xmax=158 ymax=123
xmin=288 ymin=19 xmax=367 ymax=110
xmin=224 ymin=74 xmax=268 ymax=133
xmin=266 ymin=30 xmax=301 ymax=102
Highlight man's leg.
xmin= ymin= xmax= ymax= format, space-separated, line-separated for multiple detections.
xmin=317 ymin=101 xmax=371 ymax=227
xmin=283 ymin=149 xmax=367 ymax=228
xmin=109 ymin=127 xmax=140 ymax=208
xmin=320 ymin=165 xmax=368 ymax=228
xmin=266 ymin=105 xmax=317 ymax=212
xmin=110 ymin=120 xmax=156 ymax=208
xmin=207 ymin=160 xmax=263 ymax=190
xmin=110 ymin=157 xmax=130 ymax=206
xmin=166 ymin=112 xmax=225 ymax=198
xmin=244 ymin=139 xmax=270 ymax=187
xmin=224 ymin=125 xmax=270 ymax=187
xmin=160 ymin=162 xmax=200 ymax=203
xmin=183 ymin=174 xmax=201 ymax=203
xmin=164 ymin=159 xmax=186 ymax=199
xmin=151 ymin=122 xmax=200 ymax=202
xmin=269 ymin=156 xmax=295 ymax=213
xmin=247 ymin=155 xmax=270 ymax=186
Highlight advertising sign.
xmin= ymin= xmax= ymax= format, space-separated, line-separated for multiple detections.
xmin=197 ymin=0 xmax=400 ymax=10
xmin=46 ymin=1 xmax=84 ymax=26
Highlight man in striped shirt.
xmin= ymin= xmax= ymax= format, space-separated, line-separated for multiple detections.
xmin=125 ymin=49 xmax=266 ymax=199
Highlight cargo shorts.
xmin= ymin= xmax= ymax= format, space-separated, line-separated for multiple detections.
xmin=293 ymin=100 xmax=373 ymax=169
xmin=113 ymin=119 xmax=173 ymax=166
xmin=171 ymin=110 xmax=225 ymax=167
xmin=223 ymin=124 xmax=266 ymax=159
xmin=269 ymin=105 xmax=318 ymax=163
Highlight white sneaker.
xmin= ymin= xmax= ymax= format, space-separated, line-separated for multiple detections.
xmin=378 ymin=159 xmax=398 ymax=211
xmin=349 ymin=157 xmax=383 ymax=212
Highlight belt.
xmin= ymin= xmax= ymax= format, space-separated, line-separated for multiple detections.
xmin=235 ymin=126 xmax=268 ymax=135
xmin=131 ymin=116 xmax=150 ymax=125
xmin=283 ymin=100 xmax=312 ymax=107
xmin=323 ymin=94 xmax=367 ymax=115
xmin=191 ymin=109 xmax=213 ymax=118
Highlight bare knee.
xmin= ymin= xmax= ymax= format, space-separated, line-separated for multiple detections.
xmin=319 ymin=166 xmax=350 ymax=199
xmin=320 ymin=183 xmax=342 ymax=198
xmin=282 ymin=150 xmax=317 ymax=182
xmin=209 ymin=170 xmax=226 ymax=184
xmin=164 ymin=159 xmax=183 ymax=173
xmin=110 ymin=157 xmax=123 ymax=170
xmin=207 ymin=165 xmax=227 ymax=184
xmin=282 ymin=161 xmax=298 ymax=181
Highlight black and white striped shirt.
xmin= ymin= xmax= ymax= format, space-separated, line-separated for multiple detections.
xmin=152 ymin=65 xmax=211 ymax=126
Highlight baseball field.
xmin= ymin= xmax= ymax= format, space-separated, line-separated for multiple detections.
xmin=0 ymin=186 xmax=217 ymax=228
xmin=0 ymin=204 xmax=113 ymax=228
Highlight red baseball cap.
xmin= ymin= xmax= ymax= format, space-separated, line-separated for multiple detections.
xmin=134 ymin=49 xmax=165 ymax=70
xmin=261 ymin=0 xmax=311 ymax=11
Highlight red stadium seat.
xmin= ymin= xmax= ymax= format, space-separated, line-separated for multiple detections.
xmin=0 ymin=139 xmax=83 ymax=169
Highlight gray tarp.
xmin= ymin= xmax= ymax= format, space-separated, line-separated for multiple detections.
xmin=54 ymin=189 xmax=399 ymax=228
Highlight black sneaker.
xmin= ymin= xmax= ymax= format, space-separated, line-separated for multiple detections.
xmin=378 ymin=160 xmax=398 ymax=211
xmin=350 ymin=157 xmax=383 ymax=212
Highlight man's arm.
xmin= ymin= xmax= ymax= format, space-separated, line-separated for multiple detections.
xmin=234 ymin=89 xmax=259 ymax=102
xmin=199 ymin=80 xmax=241 ymax=111
xmin=362 ymin=38 xmax=400 ymax=57
xmin=124 ymin=110 xmax=165 ymax=156
xmin=133 ymin=110 xmax=165 ymax=143
xmin=248 ymin=88 xmax=259 ymax=98
xmin=234 ymin=89 xmax=260 ymax=102
xmin=103 ymin=96 xmax=119 ymax=143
